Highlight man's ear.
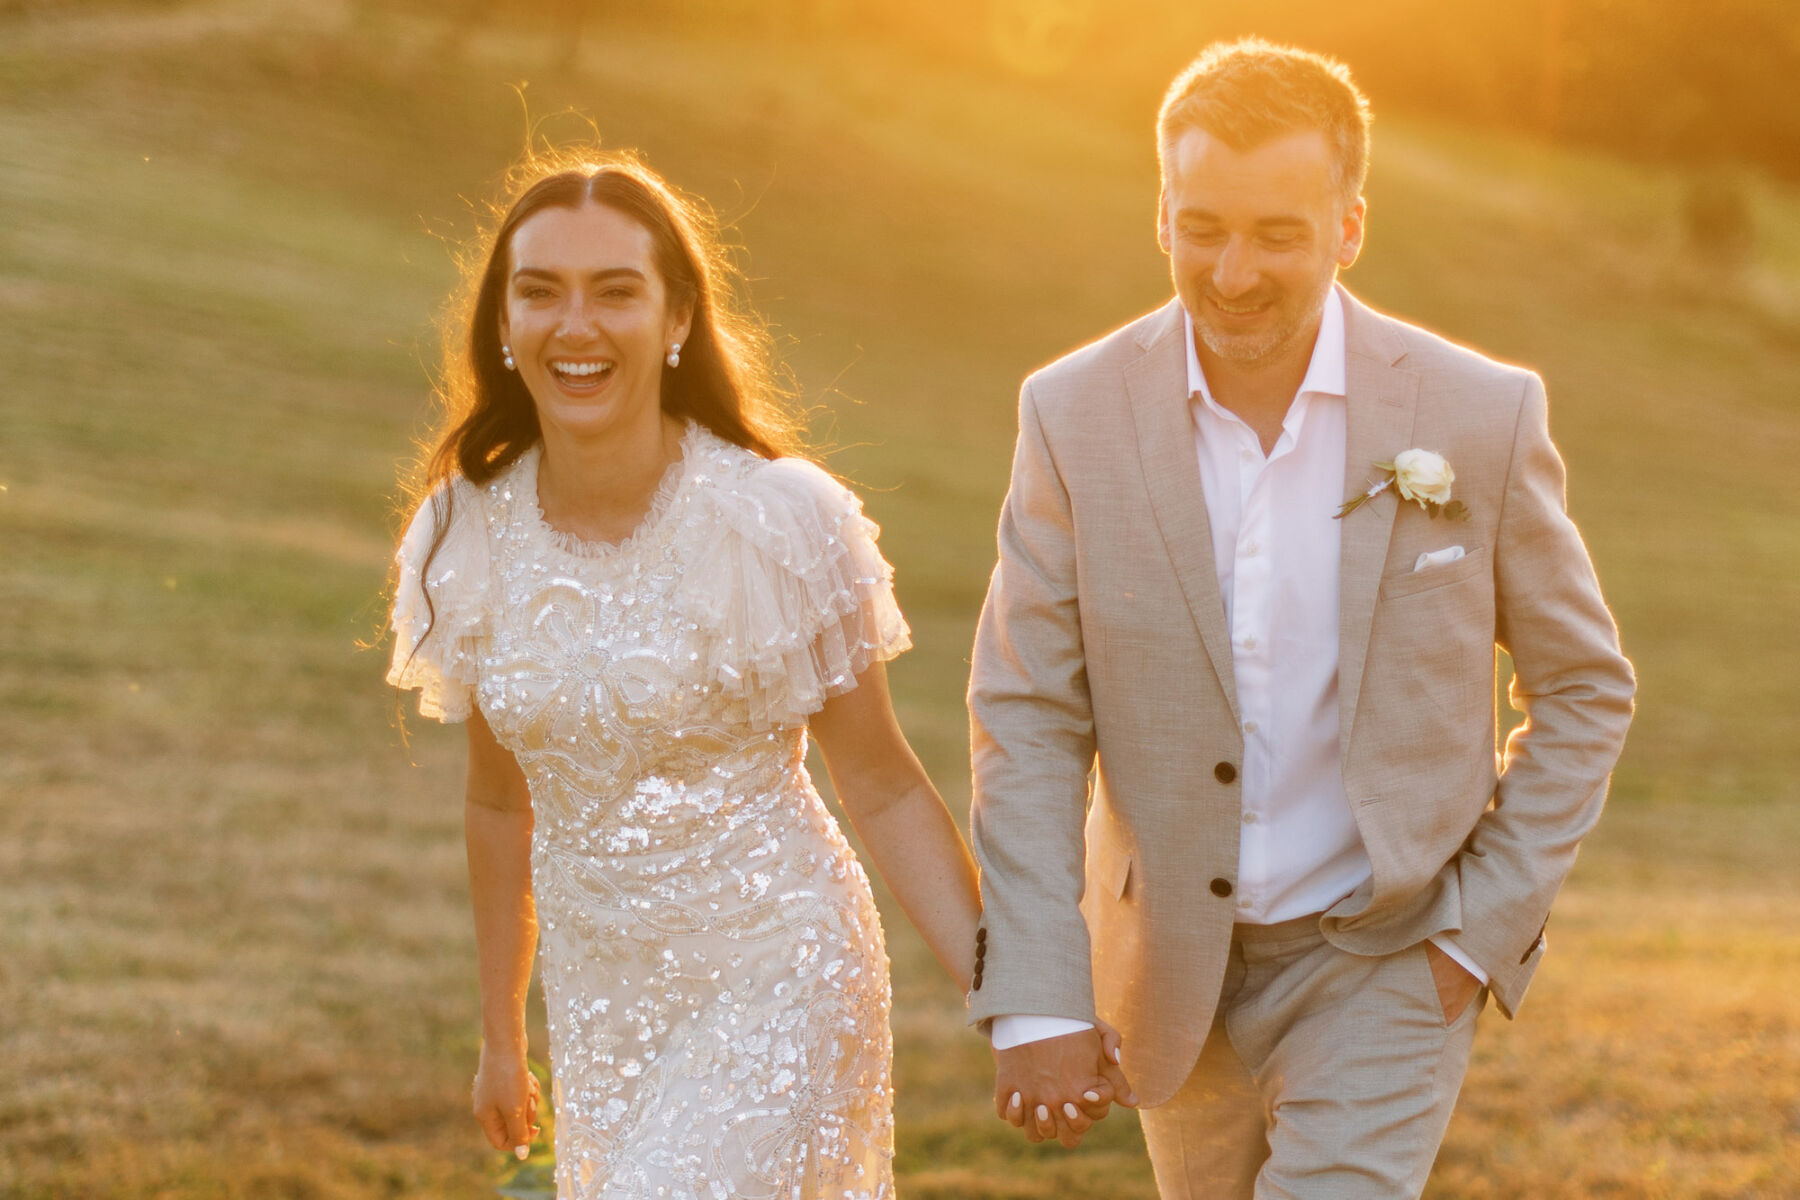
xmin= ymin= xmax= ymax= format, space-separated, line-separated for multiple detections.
xmin=1155 ymin=181 xmax=1172 ymax=256
xmin=1337 ymin=197 xmax=1367 ymax=269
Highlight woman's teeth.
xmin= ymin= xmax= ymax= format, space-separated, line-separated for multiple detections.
xmin=551 ymin=361 xmax=614 ymax=384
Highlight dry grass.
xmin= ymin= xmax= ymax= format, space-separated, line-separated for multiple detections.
xmin=2 ymin=4 xmax=1798 ymax=1198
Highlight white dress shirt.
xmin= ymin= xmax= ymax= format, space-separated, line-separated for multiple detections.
xmin=992 ymin=290 xmax=1481 ymax=1052
xmin=1189 ymin=288 xmax=1367 ymax=924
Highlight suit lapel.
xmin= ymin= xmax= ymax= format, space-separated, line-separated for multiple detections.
xmin=1337 ymin=292 xmax=1419 ymax=752
xmin=1122 ymin=301 xmax=1241 ymax=725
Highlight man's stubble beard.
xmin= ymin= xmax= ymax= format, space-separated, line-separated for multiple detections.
xmin=1193 ymin=269 xmax=1336 ymax=366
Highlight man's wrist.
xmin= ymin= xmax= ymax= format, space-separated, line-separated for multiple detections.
xmin=991 ymin=1014 xmax=1095 ymax=1050
xmin=1427 ymin=933 xmax=1489 ymax=986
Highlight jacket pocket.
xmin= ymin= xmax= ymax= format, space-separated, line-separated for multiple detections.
xmin=1380 ymin=543 xmax=1489 ymax=601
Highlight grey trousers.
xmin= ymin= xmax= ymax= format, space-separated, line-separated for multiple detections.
xmin=1138 ymin=914 xmax=1484 ymax=1200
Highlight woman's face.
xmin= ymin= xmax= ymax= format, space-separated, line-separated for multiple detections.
xmin=499 ymin=202 xmax=692 ymax=444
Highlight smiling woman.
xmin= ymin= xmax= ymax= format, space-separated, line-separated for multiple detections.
xmin=500 ymin=203 xmax=698 ymax=545
xmin=503 ymin=205 xmax=683 ymax=433
xmin=420 ymin=151 xmax=800 ymax=514
xmin=383 ymin=151 xmax=1001 ymax=1199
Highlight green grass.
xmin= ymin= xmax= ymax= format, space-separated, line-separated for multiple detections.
xmin=2 ymin=4 xmax=1798 ymax=1198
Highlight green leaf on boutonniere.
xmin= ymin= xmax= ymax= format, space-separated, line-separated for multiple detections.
xmin=1443 ymin=500 xmax=1470 ymax=521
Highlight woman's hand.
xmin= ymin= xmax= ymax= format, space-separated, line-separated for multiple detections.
xmin=1092 ymin=1017 xmax=1136 ymax=1109
xmin=991 ymin=1020 xmax=1136 ymax=1148
xmin=472 ymin=1046 xmax=541 ymax=1159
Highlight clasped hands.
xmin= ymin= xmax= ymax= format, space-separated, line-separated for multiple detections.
xmin=992 ymin=1021 xmax=1137 ymax=1148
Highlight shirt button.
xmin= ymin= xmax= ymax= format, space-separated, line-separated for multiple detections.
xmin=1242 ymin=811 xmax=1256 ymax=824
xmin=1243 ymin=542 xmax=1260 ymax=556
xmin=1243 ymin=721 xmax=1258 ymax=733
xmin=1241 ymin=636 xmax=1258 ymax=651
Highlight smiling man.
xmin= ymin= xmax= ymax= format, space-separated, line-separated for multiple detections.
xmin=967 ymin=39 xmax=1636 ymax=1197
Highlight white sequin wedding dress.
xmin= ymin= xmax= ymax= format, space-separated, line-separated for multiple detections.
xmin=388 ymin=423 xmax=910 ymax=1200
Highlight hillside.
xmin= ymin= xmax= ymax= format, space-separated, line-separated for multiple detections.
xmin=2 ymin=5 xmax=1797 ymax=1197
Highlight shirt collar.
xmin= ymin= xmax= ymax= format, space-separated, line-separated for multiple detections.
xmin=1184 ymin=285 xmax=1347 ymax=411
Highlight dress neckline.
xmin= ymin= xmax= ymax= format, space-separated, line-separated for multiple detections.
xmin=522 ymin=421 xmax=705 ymax=562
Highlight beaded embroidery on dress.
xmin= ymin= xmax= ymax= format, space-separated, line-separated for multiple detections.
xmin=390 ymin=423 xmax=910 ymax=1199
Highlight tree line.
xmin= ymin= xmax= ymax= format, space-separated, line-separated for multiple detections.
xmin=30 ymin=0 xmax=1799 ymax=181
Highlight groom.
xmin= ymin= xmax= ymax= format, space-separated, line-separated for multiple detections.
xmin=966 ymin=39 xmax=1635 ymax=1197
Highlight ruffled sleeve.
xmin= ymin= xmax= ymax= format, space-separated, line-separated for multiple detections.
xmin=676 ymin=457 xmax=912 ymax=730
xmin=387 ymin=478 xmax=492 ymax=723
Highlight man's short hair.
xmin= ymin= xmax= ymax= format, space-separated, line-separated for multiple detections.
xmin=1157 ymin=38 xmax=1372 ymax=207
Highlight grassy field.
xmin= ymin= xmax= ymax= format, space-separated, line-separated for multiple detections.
xmin=2 ymin=4 xmax=1798 ymax=1197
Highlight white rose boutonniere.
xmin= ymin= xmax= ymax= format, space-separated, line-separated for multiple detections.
xmin=1335 ymin=448 xmax=1470 ymax=520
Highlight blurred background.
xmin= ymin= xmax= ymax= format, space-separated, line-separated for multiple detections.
xmin=2 ymin=1 xmax=1797 ymax=1197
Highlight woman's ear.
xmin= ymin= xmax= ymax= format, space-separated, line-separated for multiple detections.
xmin=668 ymin=298 xmax=695 ymax=353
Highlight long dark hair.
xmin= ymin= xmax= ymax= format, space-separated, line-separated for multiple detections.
xmin=397 ymin=148 xmax=804 ymax=660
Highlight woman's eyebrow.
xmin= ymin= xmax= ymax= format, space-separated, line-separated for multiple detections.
xmin=510 ymin=266 xmax=648 ymax=283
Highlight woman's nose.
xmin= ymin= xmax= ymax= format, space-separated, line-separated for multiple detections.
xmin=556 ymin=296 xmax=600 ymax=340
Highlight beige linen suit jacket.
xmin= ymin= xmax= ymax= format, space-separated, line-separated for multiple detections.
xmin=967 ymin=287 xmax=1635 ymax=1108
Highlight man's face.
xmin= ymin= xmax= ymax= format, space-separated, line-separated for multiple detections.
xmin=1159 ymin=127 xmax=1364 ymax=367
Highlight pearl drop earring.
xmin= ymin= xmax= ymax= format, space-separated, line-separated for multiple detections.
xmin=665 ymin=343 xmax=682 ymax=369
xmin=502 ymin=344 xmax=516 ymax=371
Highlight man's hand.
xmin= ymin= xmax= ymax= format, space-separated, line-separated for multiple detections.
xmin=1423 ymin=940 xmax=1482 ymax=1024
xmin=993 ymin=1024 xmax=1137 ymax=1147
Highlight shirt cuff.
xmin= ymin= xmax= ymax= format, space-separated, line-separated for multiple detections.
xmin=990 ymin=1014 xmax=1095 ymax=1050
xmin=1428 ymin=933 xmax=1490 ymax=986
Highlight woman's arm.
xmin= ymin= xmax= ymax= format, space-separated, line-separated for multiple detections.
xmin=811 ymin=661 xmax=1128 ymax=1144
xmin=464 ymin=708 xmax=541 ymax=1160
xmin=807 ymin=661 xmax=981 ymax=992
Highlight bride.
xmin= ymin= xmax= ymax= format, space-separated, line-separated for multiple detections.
xmin=388 ymin=151 xmax=1122 ymax=1198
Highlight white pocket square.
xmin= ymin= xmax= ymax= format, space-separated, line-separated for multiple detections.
xmin=1414 ymin=545 xmax=1466 ymax=573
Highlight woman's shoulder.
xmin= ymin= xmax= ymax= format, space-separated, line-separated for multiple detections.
xmin=388 ymin=470 xmax=505 ymax=723
xmin=674 ymin=433 xmax=908 ymax=729
xmin=685 ymin=439 xmax=873 ymax=562
xmin=396 ymin=468 xmax=507 ymax=585
xmin=690 ymin=431 xmax=859 ymax=517
xmin=751 ymin=454 xmax=851 ymax=499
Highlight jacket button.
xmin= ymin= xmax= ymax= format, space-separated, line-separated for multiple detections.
xmin=1214 ymin=762 xmax=1238 ymax=784
xmin=1210 ymin=877 xmax=1233 ymax=897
